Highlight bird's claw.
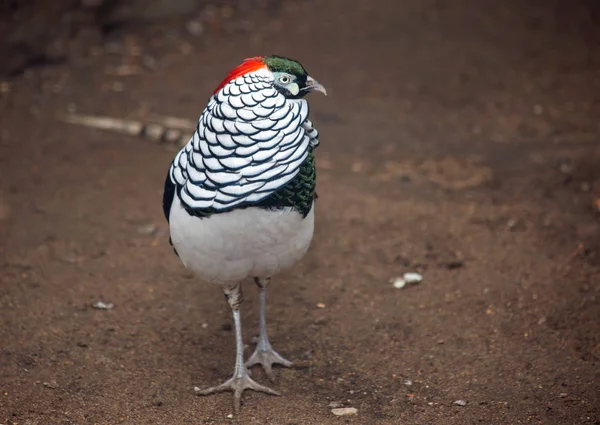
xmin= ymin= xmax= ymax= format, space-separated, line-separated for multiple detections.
xmin=246 ymin=346 xmax=293 ymax=382
xmin=195 ymin=373 xmax=281 ymax=412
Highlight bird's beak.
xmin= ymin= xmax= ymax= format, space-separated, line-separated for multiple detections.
xmin=305 ymin=76 xmax=327 ymax=96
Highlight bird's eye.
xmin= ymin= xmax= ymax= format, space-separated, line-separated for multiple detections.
xmin=279 ymin=75 xmax=291 ymax=84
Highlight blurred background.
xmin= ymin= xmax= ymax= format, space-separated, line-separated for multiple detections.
xmin=1 ymin=0 xmax=599 ymax=423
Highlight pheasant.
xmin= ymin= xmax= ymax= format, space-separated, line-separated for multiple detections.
xmin=162 ymin=55 xmax=326 ymax=411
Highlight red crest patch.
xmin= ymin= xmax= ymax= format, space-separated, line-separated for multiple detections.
xmin=213 ymin=57 xmax=267 ymax=94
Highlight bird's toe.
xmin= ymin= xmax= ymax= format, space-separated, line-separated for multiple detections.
xmin=246 ymin=347 xmax=293 ymax=382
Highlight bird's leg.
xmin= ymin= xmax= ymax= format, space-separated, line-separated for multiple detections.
xmin=195 ymin=282 xmax=280 ymax=412
xmin=246 ymin=277 xmax=293 ymax=381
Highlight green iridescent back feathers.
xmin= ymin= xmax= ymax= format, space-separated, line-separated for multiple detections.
xmin=257 ymin=148 xmax=316 ymax=218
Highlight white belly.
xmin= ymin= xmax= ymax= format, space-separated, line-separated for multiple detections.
xmin=168 ymin=194 xmax=314 ymax=284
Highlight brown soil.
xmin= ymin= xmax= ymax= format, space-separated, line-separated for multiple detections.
xmin=1 ymin=0 xmax=599 ymax=424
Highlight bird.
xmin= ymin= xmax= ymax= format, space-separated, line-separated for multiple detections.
xmin=162 ymin=55 xmax=326 ymax=411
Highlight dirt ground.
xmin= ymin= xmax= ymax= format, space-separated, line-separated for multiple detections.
xmin=1 ymin=0 xmax=600 ymax=424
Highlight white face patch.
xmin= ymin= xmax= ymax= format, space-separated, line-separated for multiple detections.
xmin=288 ymin=83 xmax=300 ymax=96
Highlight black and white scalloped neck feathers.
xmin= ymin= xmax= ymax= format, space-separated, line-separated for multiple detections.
xmin=167 ymin=67 xmax=320 ymax=216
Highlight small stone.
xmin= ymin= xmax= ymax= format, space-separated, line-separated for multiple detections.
xmin=142 ymin=124 xmax=164 ymax=141
xmin=201 ymin=323 xmax=208 ymax=329
xmin=331 ymin=407 xmax=358 ymax=416
xmin=404 ymin=379 xmax=413 ymax=386
xmin=92 ymin=301 xmax=114 ymax=310
xmin=226 ymin=413 xmax=233 ymax=419
xmin=316 ymin=302 xmax=326 ymax=308
xmin=453 ymin=399 xmax=467 ymax=406
xmin=328 ymin=401 xmax=343 ymax=408
xmin=559 ymin=392 xmax=568 ymax=398
xmin=43 ymin=380 xmax=59 ymax=389
xmin=163 ymin=128 xmax=183 ymax=144
xmin=403 ymin=272 xmax=423 ymax=284
xmin=391 ymin=277 xmax=406 ymax=289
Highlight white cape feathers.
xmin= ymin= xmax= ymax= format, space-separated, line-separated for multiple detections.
xmin=169 ymin=68 xmax=320 ymax=212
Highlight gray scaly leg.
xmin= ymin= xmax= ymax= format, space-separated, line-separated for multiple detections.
xmin=246 ymin=277 xmax=293 ymax=381
xmin=195 ymin=283 xmax=280 ymax=412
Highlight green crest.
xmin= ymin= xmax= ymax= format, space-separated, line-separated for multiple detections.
xmin=263 ymin=55 xmax=308 ymax=77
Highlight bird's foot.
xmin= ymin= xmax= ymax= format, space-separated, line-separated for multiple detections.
xmin=246 ymin=345 xmax=293 ymax=381
xmin=195 ymin=372 xmax=280 ymax=413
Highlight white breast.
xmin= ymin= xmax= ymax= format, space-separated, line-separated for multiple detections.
xmin=168 ymin=194 xmax=315 ymax=285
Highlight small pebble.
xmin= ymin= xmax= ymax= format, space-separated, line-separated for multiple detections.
xmin=391 ymin=277 xmax=406 ymax=289
xmin=163 ymin=129 xmax=183 ymax=144
xmin=43 ymin=380 xmax=59 ymax=389
xmin=453 ymin=399 xmax=467 ymax=406
xmin=403 ymin=272 xmax=423 ymax=284
xmin=559 ymin=392 xmax=568 ymax=398
xmin=404 ymin=379 xmax=413 ymax=386
xmin=391 ymin=272 xmax=422 ymax=289
xmin=331 ymin=407 xmax=358 ymax=416
xmin=227 ymin=413 xmax=233 ymax=419
xmin=92 ymin=301 xmax=115 ymax=310
xmin=328 ymin=401 xmax=343 ymax=408
xmin=316 ymin=302 xmax=326 ymax=308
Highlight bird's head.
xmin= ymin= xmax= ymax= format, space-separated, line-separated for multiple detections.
xmin=213 ymin=55 xmax=327 ymax=99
